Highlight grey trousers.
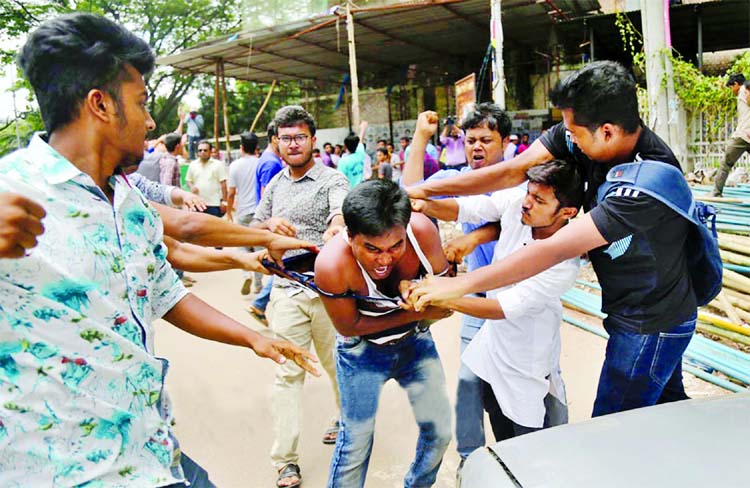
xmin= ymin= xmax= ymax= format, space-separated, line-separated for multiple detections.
xmin=711 ymin=137 xmax=750 ymax=196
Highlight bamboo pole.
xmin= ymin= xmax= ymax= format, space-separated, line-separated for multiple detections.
xmin=220 ymin=60 xmax=231 ymax=163
xmin=214 ymin=59 xmax=220 ymax=152
xmin=724 ymin=268 xmax=750 ymax=294
xmin=695 ymin=195 xmax=748 ymax=204
xmin=716 ymin=290 xmax=744 ymax=325
xmin=723 ymin=288 xmax=750 ymax=311
xmin=721 ymin=249 xmax=750 ymax=266
xmin=345 ymin=2 xmax=361 ymax=129
xmin=249 ymin=79 xmax=277 ymax=134
xmin=697 ymin=322 xmax=750 ymax=347
xmin=697 ymin=311 xmax=750 ymax=336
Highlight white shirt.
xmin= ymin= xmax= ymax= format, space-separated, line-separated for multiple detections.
xmin=228 ymin=155 xmax=260 ymax=217
xmin=457 ymin=188 xmax=580 ymax=428
xmin=504 ymin=142 xmax=518 ymax=161
xmin=732 ymin=85 xmax=750 ymax=143
xmin=186 ymin=157 xmax=227 ymax=206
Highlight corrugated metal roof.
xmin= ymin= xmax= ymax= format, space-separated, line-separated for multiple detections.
xmin=157 ymin=0 xmax=602 ymax=85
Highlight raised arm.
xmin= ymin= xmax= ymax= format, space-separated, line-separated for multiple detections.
xmin=402 ymin=111 xmax=438 ymax=186
xmin=406 ymin=139 xmax=553 ymax=199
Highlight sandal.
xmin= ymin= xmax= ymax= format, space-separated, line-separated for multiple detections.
xmin=322 ymin=419 xmax=340 ymax=444
xmin=276 ymin=463 xmax=301 ymax=488
xmin=247 ymin=305 xmax=268 ymax=326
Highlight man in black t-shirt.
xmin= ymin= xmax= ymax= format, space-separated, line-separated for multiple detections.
xmin=406 ymin=61 xmax=697 ymax=417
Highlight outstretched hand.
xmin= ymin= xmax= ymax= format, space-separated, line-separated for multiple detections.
xmin=443 ymin=234 xmax=478 ymax=265
xmin=254 ymin=336 xmax=320 ymax=376
xmin=402 ymin=275 xmax=467 ymax=312
xmin=266 ymin=235 xmax=318 ymax=265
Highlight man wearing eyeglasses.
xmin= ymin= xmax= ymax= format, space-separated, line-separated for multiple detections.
xmin=252 ymin=106 xmax=350 ymax=488
xmin=186 ymin=140 xmax=228 ymax=217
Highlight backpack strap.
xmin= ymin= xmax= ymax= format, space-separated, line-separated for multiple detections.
xmin=597 ymin=161 xmax=717 ymax=235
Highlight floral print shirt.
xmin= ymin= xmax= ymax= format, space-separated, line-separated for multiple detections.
xmin=0 ymin=135 xmax=189 ymax=487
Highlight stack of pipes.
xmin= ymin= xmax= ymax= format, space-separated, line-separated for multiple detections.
xmin=561 ymin=283 xmax=750 ymax=393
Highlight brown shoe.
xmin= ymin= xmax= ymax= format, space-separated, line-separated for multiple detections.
xmin=247 ymin=305 xmax=268 ymax=326
xmin=241 ymin=278 xmax=252 ymax=295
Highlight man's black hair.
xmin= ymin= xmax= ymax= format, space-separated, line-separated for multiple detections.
xmin=164 ymin=133 xmax=181 ymax=152
xmin=266 ymin=121 xmax=277 ymax=138
xmin=344 ymin=179 xmax=411 ymax=237
xmin=461 ymin=102 xmax=512 ymax=138
xmin=273 ymin=105 xmax=316 ymax=136
xmin=240 ymin=131 xmax=258 ymax=154
xmin=323 ymin=142 xmax=333 ymax=149
xmin=344 ymin=132 xmax=359 ymax=153
xmin=549 ymin=60 xmax=640 ymax=134
xmin=400 ymin=136 xmax=410 ymax=143
xmin=526 ymin=160 xmax=584 ymax=211
xmin=377 ymin=139 xmax=387 ymax=145
xmin=313 ymin=148 xmax=320 ymax=154
xmin=198 ymin=140 xmax=213 ymax=149
xmin=376 ymin=147 xmax=389 ymax=157
xmin=18 ymin=13 xmax=155 ymax=134
xmin=727 ymin=73 xmax=746 ymax=87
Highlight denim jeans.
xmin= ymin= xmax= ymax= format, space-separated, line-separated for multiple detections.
xmin=328 ymin=329 xmax=452 ymax=488
xmin=592 ymin=315 xmax=696 ymax=417
xmin=163 ymin=452 xmax=215 ymax=488
xmin=252 ymin=277 xmax=274 ymax=312
xmin=455 ymin=315 xmax=485 ymax=459
xmin=187 ymin=135 xmax=201 ymax=160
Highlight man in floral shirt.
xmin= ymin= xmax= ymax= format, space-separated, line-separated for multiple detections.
xmin=0 ymin=13 xmax=317 ymax=487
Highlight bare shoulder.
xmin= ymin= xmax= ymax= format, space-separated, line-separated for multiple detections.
xmin=409 ymin=212 xmax=441 ymax=241
xmin=315 ymin=234 xmax=356 ymax=292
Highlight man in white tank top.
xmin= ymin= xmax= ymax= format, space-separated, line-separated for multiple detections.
xmin=315 ymin=179 xmax=453 ymax=488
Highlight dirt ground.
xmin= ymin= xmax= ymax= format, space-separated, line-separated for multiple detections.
xmin=155 ymin=268 xmax=726 ymax=488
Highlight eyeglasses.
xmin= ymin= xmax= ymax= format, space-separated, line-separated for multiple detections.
xmin=198 ymin=148 xmax=210 ymax=152
xmin=278 ymin=134 xmax=310 ymax=145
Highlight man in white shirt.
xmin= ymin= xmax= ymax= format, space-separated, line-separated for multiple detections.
xmin=227 ymin=132 xmax=262 ymax=295
xmin=186 ymin=140 xmax=227 ymax=217
xmin=409 ymin=160 xmax=583 ymax=440
xmin=504 ymin=134 xmax=519 ymax=161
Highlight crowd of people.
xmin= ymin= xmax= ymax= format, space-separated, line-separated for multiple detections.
xmin=0 ymin=11 xmax=719 ymax=488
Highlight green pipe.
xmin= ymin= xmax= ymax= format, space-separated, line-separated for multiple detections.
xmin=562 ymin=315 xmax=747 ymax=392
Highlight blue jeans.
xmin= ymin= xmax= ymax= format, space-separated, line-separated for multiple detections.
xmin=455 ymin=315 xmax=485 ymax=459
xmin=328 ymin=329 xmax=452 ymax=488
xmin=163 ymin=452 xmax=215 ymax=487
xmin=253 ymin=276 xmax=273 ymax=312
xmin=188 ymin=135 xmax=201 ymax=160
xmin=592 ymin=315 xmax=696 ymax=417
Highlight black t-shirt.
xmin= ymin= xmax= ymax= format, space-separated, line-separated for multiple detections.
xmin=540 ymin=122 xmax=695 ymax=333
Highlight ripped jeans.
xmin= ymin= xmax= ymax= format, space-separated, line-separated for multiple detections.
xmin=327 ymin=329 xmax=452 ymax=488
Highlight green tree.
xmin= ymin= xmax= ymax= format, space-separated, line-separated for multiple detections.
xmin=1 ymin=0 xmax=242 ymax=142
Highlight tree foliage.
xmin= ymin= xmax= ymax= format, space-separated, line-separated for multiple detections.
xmin=1 ymin=0 xmax=243 ymax=154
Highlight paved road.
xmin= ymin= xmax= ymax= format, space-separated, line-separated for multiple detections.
xmin=155 ymin=269 xmax=723 ymax=488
